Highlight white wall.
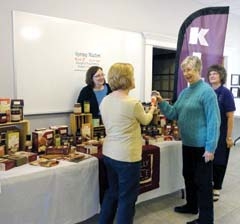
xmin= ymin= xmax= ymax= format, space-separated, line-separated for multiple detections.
xmin=1 ymin=0 xmax=240 ymax=130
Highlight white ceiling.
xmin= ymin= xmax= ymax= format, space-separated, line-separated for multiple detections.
xmin=193 ymin=0 xmax=240 ymax=16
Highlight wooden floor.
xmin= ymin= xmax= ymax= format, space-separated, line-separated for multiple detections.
xmin=79 ymin=140 xmax=240 ymax=224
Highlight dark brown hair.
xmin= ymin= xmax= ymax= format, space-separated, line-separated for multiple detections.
xmin=207 ymin=64 xmax=227 ymax=84
xmin=85 ymin=66 xmax=103 ymax=87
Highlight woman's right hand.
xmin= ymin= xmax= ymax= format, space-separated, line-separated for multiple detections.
xmin=151 ymin=90 xmax=163 ymax=103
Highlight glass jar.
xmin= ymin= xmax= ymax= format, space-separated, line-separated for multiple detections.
xmin=73 ymin=103 xmax=82 ymax=114
xmin=0 ymin=113 xmax=7 ymax=123
xmin=11 ymin=108 xmax=21 ymax=122
xmin=83 ymin=101 xmax=90 ymax=113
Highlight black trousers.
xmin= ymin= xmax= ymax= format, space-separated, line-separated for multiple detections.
xmin=213 ymin=164 xmax=227 ymax=190
xmin=182 ymin=145 xmax=214 ymax=224
xmin=213 ymin=146 xmax=230 ymax=190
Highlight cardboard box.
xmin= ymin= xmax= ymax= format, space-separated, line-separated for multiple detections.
xmin=49 ymin=125 xmax=68 ymax=136
xmin=0 ymin=144 xmax=5 ymax=156
xmin=0 ymin=158 xmax=15 ymax=171
xmin=32 ymin=129 xmax=54 ymax=154
xmin=45 ymin=146 xmax=70 ymax=155
xmin=5 ymin=154 xmax=28 ymax=166
xmin=81 ymin=123 xmax=91 ymax=139
xmin=14 ymin=151 xmax=37 ymax=162
xmin=76 ymin=144 xmax=98 ymax=155
xmin=6 ymin=130 xmax=20 ymax=154
xmin=0 ymin=98 xmax=11 ymax=122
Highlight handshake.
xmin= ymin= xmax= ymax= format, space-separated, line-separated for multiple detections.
xmin=151 ymin=90 xmax=162 ymax=106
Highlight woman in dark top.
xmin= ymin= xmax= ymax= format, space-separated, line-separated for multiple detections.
xmin=77 ymin=66 xmax=112 ymax=120
xmin=207 ymin=64 xmax=236 ymax=202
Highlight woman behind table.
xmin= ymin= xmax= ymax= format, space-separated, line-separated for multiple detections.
xmin=77 ymin=66 xmax=112 ymax=120
xmin=207 ymin=64 xmax=236 ymax=202
xmin=154 ymin=56 xmax=220 ymax=224
xmin=99 ymin=62 xmax=156 ymax=224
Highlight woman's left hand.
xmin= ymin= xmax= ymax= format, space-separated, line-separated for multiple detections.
xmin=226 ymin=138 xmax=234 ymax=149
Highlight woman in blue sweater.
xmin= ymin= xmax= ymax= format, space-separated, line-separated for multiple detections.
xmin=155 ymin=56 xmax=220 ymax=224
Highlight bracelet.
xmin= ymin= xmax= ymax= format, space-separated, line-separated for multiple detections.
xmin=227 ymin=137 xmax=233 ymax=140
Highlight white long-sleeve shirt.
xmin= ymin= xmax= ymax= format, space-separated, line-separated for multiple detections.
xmin=100 ymin=93 xmax=153 ymax=162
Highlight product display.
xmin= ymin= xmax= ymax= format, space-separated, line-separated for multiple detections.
xmin=11 ymin=108 xmax=21 ymax=122
xmin=83 ymin=100 xmax=90 ymax=113
xmin=0 ymin=98 xmax=11 ymax=122
xmin=6 ymin=129 xmax=20 ymax=154
xmin=73 ymin=103 xmax=82 ymax=114
xmin=25 ymin=134 xmax=32 ymax=152
xmin=30 ymin=158 xmax=59 ymax=167
xmin=14 ymin=151 xmax=37 ymax=162
xmin=4 ymin=154 xmax=28 ymax=166
xmin=32 ymin=129 xmax=54 ymax=154
xmin=11 ymin=99 xmax=24 ymax=121
xmin=0 ymin=113 xmax=7 ymax=124
xmin=0 ymin=158 xmax=15 ymax=171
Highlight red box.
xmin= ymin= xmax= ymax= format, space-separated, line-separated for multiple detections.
xmin=4 ymin=154 xmax=28 ymax=166
xmin=45 ymin=146 xmax=70 ymax=155
xmin=32 ymin=129 xmax=54 ymax=154
xmin=0 ymin=158 xmax=15 ymax=171
xmin=49 ymin=125 xmax=68 ymax=136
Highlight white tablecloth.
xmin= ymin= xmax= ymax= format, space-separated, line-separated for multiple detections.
xmin=0 ymin=157 xmax=99 ymax=224
xmin=0 ymin=141 xmax=184 ymax=223
xmin=137 ymin=141 xmax=184 ymax=203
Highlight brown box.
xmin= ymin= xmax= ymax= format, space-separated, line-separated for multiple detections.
xmin=49 ymin=125 xmax=68 ymax=136
xmin=14 ymin=151 xmax=37 ymax=162
xmin=0 ymin=158 xmax=15 ymax=171
xmin=4 ymin=154 xmax=28 ymax=166
xmin=32 ymin=129 xmax=54 ymax=154
xmin=45 ymin=146 xmax=70 ymax=155
xmin=76 ymin=144 xmax=98 ymax=154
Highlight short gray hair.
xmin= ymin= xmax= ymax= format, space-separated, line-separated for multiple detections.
xmin=181 ymin=56 xmax=202 ymax=73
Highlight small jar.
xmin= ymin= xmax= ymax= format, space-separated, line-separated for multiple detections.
xmin=83 ymin=101 xmax=90 ymax=113
xmin=73 ymin=103 xmax=82 ymax=114
xmin=11 ymin=108 xmax=21 ymax=122
xmin=0 ymin=113 xmax=7 ymax=123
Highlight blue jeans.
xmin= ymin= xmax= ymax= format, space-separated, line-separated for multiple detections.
xmin=99 ymin=156 xmax=141 ymax=224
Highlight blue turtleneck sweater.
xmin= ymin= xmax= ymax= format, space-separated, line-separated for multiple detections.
xmin=159 ymin=80 xmax=220 ymax=152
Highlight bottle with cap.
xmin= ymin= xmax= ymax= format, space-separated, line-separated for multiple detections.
xmin=83 ymin=101 xmax=90 ymax=113
xmin=25 ymin=134 xmax=32 ymax=152
xmin=54 ymin=129 xmax=61 ymax=147
xmin=75 ymin=128 xmax=82 ymax=145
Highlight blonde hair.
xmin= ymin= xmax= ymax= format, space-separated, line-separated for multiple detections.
xmin=181 ymin=56 xmax=202 ymax=73
xmin=107 ymin=63 xmax=134 ymax=91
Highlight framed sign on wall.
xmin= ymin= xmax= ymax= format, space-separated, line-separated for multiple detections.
xmin=230 ymin=87 xmax=239 ymax=98
xmin=231 ymin=74 xmax=240 ymax=85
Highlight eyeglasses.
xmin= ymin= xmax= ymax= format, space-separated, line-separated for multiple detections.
xmin=93 ymin=74 xmax=105 ymax=78
xmin=209 ymin=71 xmax=219 ymax=76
